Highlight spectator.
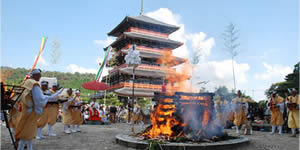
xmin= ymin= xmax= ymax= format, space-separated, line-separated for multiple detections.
xmin=109 ymin=106 xmax=117 ymax=123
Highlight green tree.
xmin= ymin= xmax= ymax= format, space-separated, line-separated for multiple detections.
xmin=137 ymin=97 xmax=152 ymax=108
xmin=105 ymin=93 xmax=123 ymax=106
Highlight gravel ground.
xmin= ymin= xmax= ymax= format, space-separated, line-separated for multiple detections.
xmin=1 ymin=122 xmax=299 ymax=150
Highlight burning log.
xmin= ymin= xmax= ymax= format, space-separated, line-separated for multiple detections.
xmin=141 ymin=92 xmax=219 ymax=142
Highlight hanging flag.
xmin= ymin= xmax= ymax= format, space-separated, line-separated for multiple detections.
xmin=95 ymin=46 xmax=112 ymax=81
xmin=23 ymin=36 xmax=48 ymax=81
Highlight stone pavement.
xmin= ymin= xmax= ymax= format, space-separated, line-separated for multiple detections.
xmin=1 ymin=122 xmax=299 ymax=150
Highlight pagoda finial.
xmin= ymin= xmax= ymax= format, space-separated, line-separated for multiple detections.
xmin=140 ymin=0 xmax=144 ymax=15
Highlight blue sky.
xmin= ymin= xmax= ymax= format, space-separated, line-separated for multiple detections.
xmin=1 ymin=0 xmax=299 ymax=100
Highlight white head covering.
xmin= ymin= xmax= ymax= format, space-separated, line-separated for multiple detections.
xmin=52 ymin=83 xmax=58 ymax=87
xmin=75 ymin=89 xmax=80 ymax=94
xmin=41 ymin=81 xmax=48 ymax=86
xmin=30 ymin=68 xmax=41 ymax=76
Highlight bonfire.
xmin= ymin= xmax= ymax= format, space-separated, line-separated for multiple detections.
xmin=137 ymin=51 xmax=230 ymax=143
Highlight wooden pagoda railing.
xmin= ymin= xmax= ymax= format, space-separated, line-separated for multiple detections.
xmin=126 ymin=27 xmax=169 ymax=38
xmin=107 ymin=82 xmax=178 ymax=91
xmin=109 ymin=63 xmax=175 ymax=73
xmin=112 ymin=44 xmax=172 ymax=57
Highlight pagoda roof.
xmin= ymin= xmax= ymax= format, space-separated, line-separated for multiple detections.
xmin=109 ymin=32 xmax=183 ymax=49
xmin=108 ymin=15 xmax=179 ymax=37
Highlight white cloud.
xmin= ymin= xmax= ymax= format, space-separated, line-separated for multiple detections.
xmin=146 ymin=8 xmax=216 ymax=61
xmin=146 ymin=8 xmax=248 ymax=92
xmin=66 ymin=64 xmax=97 ymax=74
xmin=146 ymin=8 xmax=189 ymax=58
xmin=66 ymin=64 xmax=109 ymax=81
xmin=94 ymin=37 xmax=115 ymax=48
xmin=254 ymin=62 xmax=292 ymax=80
xmin=186 ymin=32 xmax=215 ymax=61
xmin=34 ymin=55 xmax=48 ymax=66
xmin=192 ymin=60 xmax=250 ymax=92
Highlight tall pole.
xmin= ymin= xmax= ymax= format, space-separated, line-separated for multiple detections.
xmin=231 ymin=56 xmax=236 ymax=92
xmin=131 ymin=67 xmax=136 ymax=133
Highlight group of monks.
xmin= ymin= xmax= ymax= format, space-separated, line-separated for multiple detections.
xmin=267 ymin=89 xmax=299 ymax=137
xmin=7 ymin=69 xmax=84 ymax=150
xmin=215 ymin=89 xmax=299 ymax=137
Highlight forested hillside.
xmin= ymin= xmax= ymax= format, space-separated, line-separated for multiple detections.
xmin=1 ymin=66 xmax=96 ymax=101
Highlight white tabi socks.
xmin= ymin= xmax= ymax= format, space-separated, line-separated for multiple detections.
xmin=17 ymin=140 xmax=33 ymax=150
xmin=235 ymin=126 xmax=239 ymax=134
xmin=17 ymin=140 xmax=25 ymax=150
xmin=271 ymin=125 xmax=276 ymax=134
xmin=292 ymin=128 xmax=296 ymax=134
xmin=10 ymin=128 xmax=15 ymax=142
xmin=76 ymin=125 xmax=81 ymax=132
xmin=36 ymin=128 xmax=42 ymax=140
xmin=64 ymin=125 xmax=71 ymax=134
xmin=48 ymin=124 xmax=56 ymax=136
xmin=27 ymin=140 xmax=33 ymax=150
xmin=291 ymin=128 xmax=296 ymax=137
xmin=278 ymin=126 xmax=282 ymax=135
xmin=71 ymin=125 xmax=77 ymax=133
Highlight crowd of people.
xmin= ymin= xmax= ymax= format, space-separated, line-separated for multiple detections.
xmin=80 ymin=101 xmax=151 ymax=125
xmin=214 ymin=89 xmax=299 ymax=137
xmin=2 ymin=68 xmax=299 ymax=150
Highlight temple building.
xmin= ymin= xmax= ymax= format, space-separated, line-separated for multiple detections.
xmin=101 ymin=14 xmax=185 ymax=98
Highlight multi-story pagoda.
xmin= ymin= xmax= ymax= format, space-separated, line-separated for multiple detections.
xmin=102 ymin=14 xmax=185 ymax=98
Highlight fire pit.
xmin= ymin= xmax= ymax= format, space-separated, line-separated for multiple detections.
xmin=116 ymin=92 xmax=249 ymax=149
xmin=116 ymin=134 xmax=248 ymax=150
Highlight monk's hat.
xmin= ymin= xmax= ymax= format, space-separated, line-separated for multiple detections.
xmin=30 ymin=68 xmax=42 ymax=76
xmin=41 ymin=81 xmax=48 ymax=86
xmin=52 ymin=83 xmax=58 ymax=87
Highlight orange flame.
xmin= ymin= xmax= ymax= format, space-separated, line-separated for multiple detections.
xmin=142 ymin=48 xmax=210 ymax=139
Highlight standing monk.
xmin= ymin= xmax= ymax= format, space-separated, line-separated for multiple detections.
xmin=214 ymin=98 xmax=227 ymax=128
xmin=70 ymin=90 xmax=83 ymax=132
xmin=36 ymin=81 xmax=51 ymax=140
xmin=268 ymin=92 xmax=284 ymax=135
xmin=61 ymin=88 xmax=74 ymax=134
xmin=232 ymin=90 xmax=248 ymax=134
xmin=287 ymin=88 xmax=300 ymax=137
xmin=47 ymin=83 xmax=60 ymax=136
xmin=14 ymin=69 xmax=62 ymax=150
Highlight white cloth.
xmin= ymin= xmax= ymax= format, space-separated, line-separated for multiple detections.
xmin=32 ymin=86 xmax=62 ymax=115
xmin=62 ymin=97 xmax=74 ymax=113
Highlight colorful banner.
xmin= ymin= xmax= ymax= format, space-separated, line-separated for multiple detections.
xmin=24 ymin=36 xmax=48 ymax=80
xmin=95 ymin=46 xmax=112 ymax=81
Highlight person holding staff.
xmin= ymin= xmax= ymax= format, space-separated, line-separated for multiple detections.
xmin=268 ymin=91 xmax=284 ymax=135
xmin=36 ymin=81 xmax=51 ymax=140
xmin=61 ymin=88 xmax=74 ymax=134
xmin=232 ymin=90 xmax=249 ymax=134
xmin=287 ymin=88 xmax=300 ymax=137
xmin=14 ymin=69 xmax=62 ymax=150
xmin=46 ymin=83 xmax=60 ymax=136
xmin=70 ymin=90 xmax=83 ymax=132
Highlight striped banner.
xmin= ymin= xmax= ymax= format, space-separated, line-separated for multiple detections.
xmin=23 ymin=36 xmax=48 ymax=80
xmin=95 ymin=46 xmax=112 ymax=81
